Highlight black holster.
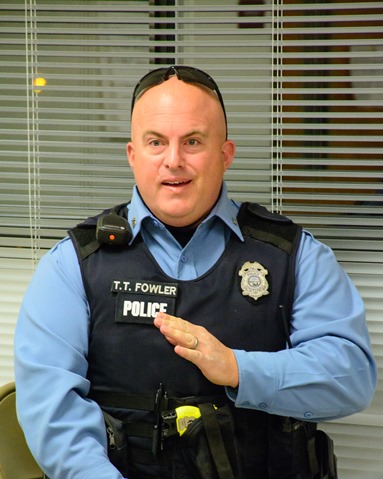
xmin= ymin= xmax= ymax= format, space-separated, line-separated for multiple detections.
xmin=172 ymin=402 xmax=243 ymax=479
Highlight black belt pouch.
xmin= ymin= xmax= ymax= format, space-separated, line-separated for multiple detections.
xmin=267 ymin=415 xmax=338 ymax=479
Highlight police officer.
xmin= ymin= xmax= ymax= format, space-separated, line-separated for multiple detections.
xmin=15 ymin=66 xmax=377 ymax=479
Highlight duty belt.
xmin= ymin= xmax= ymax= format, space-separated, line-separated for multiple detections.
xmin=89 ymin=383 xmax=227 ymax=457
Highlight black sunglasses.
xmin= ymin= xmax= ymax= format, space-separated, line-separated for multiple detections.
xmin=131 ymin=65 xmax=227 ymax=135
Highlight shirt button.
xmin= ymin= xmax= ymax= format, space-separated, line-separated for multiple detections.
xmin=258 ymin=402 xmax=267 ymax=409
xmin=304 ymin=411 xmax=313 ymax=419
xmin=181 ymin=255 xmax=187 ymax=263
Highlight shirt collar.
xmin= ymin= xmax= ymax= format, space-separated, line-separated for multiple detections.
xmin=202 ymin=182 xmax=243 ymax=241
xmin=126 ymin=182 xmax=244 ymax=244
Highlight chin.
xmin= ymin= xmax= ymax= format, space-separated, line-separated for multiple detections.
xmin=161 ymin=213 xmax=196 ymax=227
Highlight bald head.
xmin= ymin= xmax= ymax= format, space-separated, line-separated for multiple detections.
xmin=130 ymin=77 xmax=227 ymax=142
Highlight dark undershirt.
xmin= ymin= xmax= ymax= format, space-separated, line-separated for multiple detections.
xmin=165 ymin=224 xmax=198 ymax=248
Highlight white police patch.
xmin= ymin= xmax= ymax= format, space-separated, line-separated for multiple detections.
xmin=113 ymin=279 xmax=178 ymax=324
xmin=238 ymin=261 xmax=269 ymax=301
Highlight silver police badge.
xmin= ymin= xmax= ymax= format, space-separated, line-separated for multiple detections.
xmin=238 ymin=261 xmax=269 ymax=301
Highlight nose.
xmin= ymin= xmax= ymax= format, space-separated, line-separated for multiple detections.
xmin=164 ymin=143 xmax=184 ymax=169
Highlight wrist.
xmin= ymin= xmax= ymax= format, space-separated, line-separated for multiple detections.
xmin=227 ymin=348 xmax=239 ymax=388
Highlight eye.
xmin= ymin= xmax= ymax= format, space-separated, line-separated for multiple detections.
xmin=186 ymin=138 xmax=199 ymax=146
xmin=149 ymin=139 xmax=163 ymax=147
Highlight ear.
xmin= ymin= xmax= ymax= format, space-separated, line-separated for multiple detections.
xmin=126 ymin=141 xmax=135 ymax=169
xmin=222 ymin=139 xmax=236 ymax=172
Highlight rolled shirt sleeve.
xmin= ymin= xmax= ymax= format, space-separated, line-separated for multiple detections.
xmin=228 ymin=231 xmax=377 ymax=421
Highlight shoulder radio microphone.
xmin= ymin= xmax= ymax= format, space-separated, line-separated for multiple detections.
xmin=96 ymin=212 xmax=132 ymax=245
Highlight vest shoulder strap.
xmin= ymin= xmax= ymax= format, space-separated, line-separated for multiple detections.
xmin=69 ymin=203 xmax=129 ymax=260
xmin=238 ymin=202 xmax=302 ymax=255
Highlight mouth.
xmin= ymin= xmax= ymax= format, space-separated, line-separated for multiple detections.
xmin=162 ymin=179 xmax=192 ymax=187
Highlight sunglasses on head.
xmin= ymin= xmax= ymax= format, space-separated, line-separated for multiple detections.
xmin=131 ymin=65 xmax=227 ymax=135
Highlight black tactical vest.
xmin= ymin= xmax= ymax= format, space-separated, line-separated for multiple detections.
xmin=69 ymin=202 xmax=323 ymax=479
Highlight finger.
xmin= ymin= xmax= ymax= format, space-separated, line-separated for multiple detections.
xmin=155 ymin=313 xmax=194 ymax=338
xmin=154 ymin=312 xmax=187 ymax=331
xmin=174 ymin=344 xmax=201 ymax=362
xmin=162 ymin=324 xmax=197 ymax=349
xmin=155 ymin=313 xmax=198 ymax=349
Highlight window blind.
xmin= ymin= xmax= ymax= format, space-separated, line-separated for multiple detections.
xmin=0 ymin=1 xmax=382 ymax=476
xmin=270 ymin=2 xmax=383 ymax=477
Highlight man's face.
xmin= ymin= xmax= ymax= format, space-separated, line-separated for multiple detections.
xmin=127 ymin=77 xmax=235 ymax=227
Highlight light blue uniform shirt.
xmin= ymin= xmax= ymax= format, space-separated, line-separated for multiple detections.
xmin=14 ymin=183 xmax=377 ymax=479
